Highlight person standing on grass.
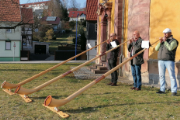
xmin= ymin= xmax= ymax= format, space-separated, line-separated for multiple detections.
xmin=106 ymin=33 xmax=119 ymax=86
xmin=155 ymin=28 xmax=179 ymax=96
xmin=128 ymin=31 xmax=144 ymax=91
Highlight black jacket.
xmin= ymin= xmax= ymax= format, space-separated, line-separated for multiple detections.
xmin=128 ymin=37 xmax=144 ymax=65
xmin=106 ymin=39 xmax=120 ymax=60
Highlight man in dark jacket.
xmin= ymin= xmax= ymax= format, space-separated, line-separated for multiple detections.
xmin=155 ymin=28 xmax=179 ymax=96
xmin=106 ymin=33 xmax=119 ymax=86
xmin=128 ymin=31 xmax=144 ymax=91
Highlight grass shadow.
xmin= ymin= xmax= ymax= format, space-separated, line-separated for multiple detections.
xmin=65 ymin=101 xmax=180 ymax=114
xmin=31 ymin=95 xmax=68 ymax=100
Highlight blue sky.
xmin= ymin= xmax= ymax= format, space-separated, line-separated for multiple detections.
xmin=20 ymin=0 xmax=86 ymax=8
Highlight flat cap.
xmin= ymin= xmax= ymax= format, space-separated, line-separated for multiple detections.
xmin=163 ymin=28 xmax=172 ymax=33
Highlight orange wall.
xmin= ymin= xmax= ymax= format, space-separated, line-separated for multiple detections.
xmin=149 ymin=0 xmax=180 ymax=61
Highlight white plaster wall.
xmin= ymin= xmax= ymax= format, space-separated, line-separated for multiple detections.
xmin=69 ymin=18 xmax=77 ymax=21
xmin=69 ymin=15 xmax=86 ymax=21
xmin=0 ymin=41 xmax=20 ymax=57
xmin=78 ymin=14 xmax=86 ymax=20
xmin=0 ymin=22 xmax=21 ymax=40
xmin=0 ymin=22 xmax=21 ymax=57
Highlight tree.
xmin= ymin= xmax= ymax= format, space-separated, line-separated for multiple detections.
xmin=36 ymin=24 xmax=52 ymax=42
xmin=70 ymin=0 xmax=79 ymax=10
xmin=79 ymin=31 xmax=87 ymax=50
xmin=69 ymin=21 xmax=76 ymax=29
xmin=43 ymin=0 xmax=62 ymax=18
xmin=45 ymin=29 xmax=54 ymax=41
xmin=76 ymin=24 xmax=87 ymax=50
xmin=61 ymin=5 xmax=69 ymax=21
xmin=60 ymin=0 xmax=68 ymax=8
xmin=82 ymin=1 xmax=86 ymax=9
xmin=44 ymin=0 xmax=69 ymax=21
xmin=61 ymin=21 xmax=71 ymax=30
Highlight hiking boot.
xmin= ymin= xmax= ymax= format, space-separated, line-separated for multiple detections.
xmin=172 ymin=92 xmax=177 ymax=96
xmin=135 ymin=88 xmax=141 ymax=91
xmin=156 ymin=91 xmax=165 ymax=94
xmin=107 ymin=82 xmax=112 ymax=85
xmin=111 ymin=83 xmax=117 ymax=86
xmin=130 ymin=87 xmax=136 ymax=90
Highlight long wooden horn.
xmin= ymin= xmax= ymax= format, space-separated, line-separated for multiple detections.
xmin=44 ymin=39 xmax=159 ymax=108
xmin=14 ymin=40 xmax=130 ymax=96
xmin=1 ymin=39 xmax=110 ymax=91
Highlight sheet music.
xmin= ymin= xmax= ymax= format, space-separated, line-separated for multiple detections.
xmin=141 ymin=41 xmax=149 ymax=48
xmin=110 ymin=41 xmax=117 ymax=48
xmin=87 ymin=43 xmax=92 ymax=49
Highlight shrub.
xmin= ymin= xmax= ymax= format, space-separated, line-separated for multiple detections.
xmin=69 ymin=21 xmax=76 ymax=29
xmin=65 ymin=29 xmax=71 ymax=33
xmin=33 ymin=32 xmax=39 ymax=41
xmin=45 ymin=29 xmax=54 ymax=41
xmin=53 ymin=35 xmax=56 ymax=40
xmin=77 ymin=25 xmax=87 ymax=50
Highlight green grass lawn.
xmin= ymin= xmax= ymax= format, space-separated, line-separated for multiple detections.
xmin=0 ymin=63 xmax=180 ymax=120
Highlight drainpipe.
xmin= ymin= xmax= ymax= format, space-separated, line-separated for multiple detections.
xmin=119 ymin=0 xmax=125 ymax=77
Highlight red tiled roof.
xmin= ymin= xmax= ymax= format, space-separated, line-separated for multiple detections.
xmin=0 ymin=0 xmax=21 ymax=22
xmin=20 ymin=1 xmax=50 ymax=7
xmin=68 ymin=11 xmax=86 ymax=18
xmin=21 ymin=8 xmax=34 ymax=24
xmin=86 ymin=0 xmax=98 ymax=21
xmin=41 ymin=16 xmax=60 ymax=25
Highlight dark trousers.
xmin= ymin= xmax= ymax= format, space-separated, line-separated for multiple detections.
xmin=131 ymin=64 xmax=142 ymax=89
xmin=108 ymin=58 xmax=118 ymax=84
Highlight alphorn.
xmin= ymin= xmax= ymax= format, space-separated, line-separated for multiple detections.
xmin=1 ymin=39 xmax=111 ymax=93
xmin=14 ymin=40 xmax=130 ymax=99
xmin=43 ymin=39 xmax=159 ymax=108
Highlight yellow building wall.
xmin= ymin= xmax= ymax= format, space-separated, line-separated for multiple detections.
xmin=123 ymin=0 xmax=128 ymax=58
xmin=149 ymin=0 xmax=180 ymax=61
xmin=109 ymin=0 xmax=115 ymax=34
xmin=97 ymin=0 xmax=101 ymax=55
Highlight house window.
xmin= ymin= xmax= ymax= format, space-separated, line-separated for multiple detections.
xmin=5 ymin=41 xmax=11 ymax=50
xmin=95 ymin=23 xmax=97 ymax=32
xmin=6 ymin=29 xmax=11 ymax=33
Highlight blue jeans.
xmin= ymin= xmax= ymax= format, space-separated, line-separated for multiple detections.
xmin=131 ymin=64 xmax=142 ymax=89
xmin=158 ymin=60 xmax=177 ymax=93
